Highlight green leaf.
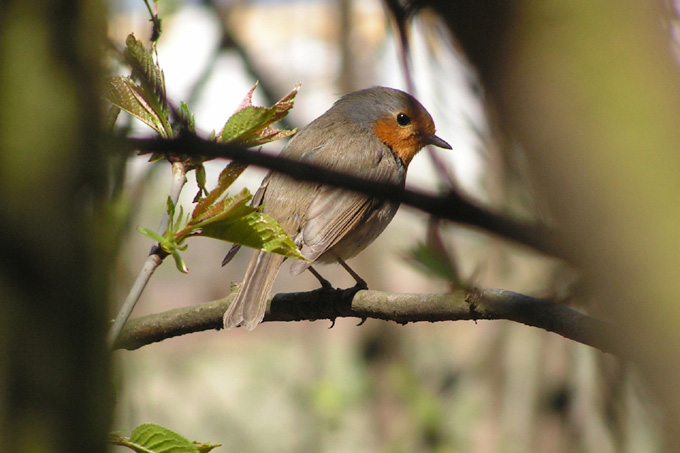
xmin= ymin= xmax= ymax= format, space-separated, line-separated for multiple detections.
xmin=185 ymin=180 xmax=306 ymax=261
xmin=171 ymin=249 xmax=189 ymax=274
xmin=106 ymin=76 xmax=167 ymax=136
xmin=189 ymin=188 xmax=253 ymax=228
xmin=137 ymin=195 xmax=191 ymax=272
xmin=137 ymin=226 xmax=165 ymax=244
xmin=124 ymin=34 xmax=166 ymax=105
xmin=217 ymin=82 xmax=299 ymax=147
xmin=197 ymin=205 xmax=307 ymax=261
xmin=127 ymin=423 xmax=199 ymax=453
xmin=191 ymin=161 xmax=249 ymax=221
xmin=219 ymin=106 xmax=275 ymax=144
xmin=137 ymin=226 xmax=179 ymax=258
xmin=165 ymin=196 xmax=178 ymax=233
xmin=179 ymin=101 xmax=196 ymax=133
xmin=193 ymin=164 xmax=208 ymax=203
xmin=109 ymin=34 xmax=172 ymax=138
xmin=243 ymin=126 xmax=297 ymax=147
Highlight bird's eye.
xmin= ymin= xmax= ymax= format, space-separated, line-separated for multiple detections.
xmin=396 ymin=112 xmax=411 ymax=126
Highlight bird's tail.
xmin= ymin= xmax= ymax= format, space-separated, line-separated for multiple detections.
xmin=224 ymin=251 xmax=285 ymax=331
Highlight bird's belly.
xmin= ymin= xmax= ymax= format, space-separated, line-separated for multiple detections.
xmin=315 ymin=199 xmax=400 ymax=264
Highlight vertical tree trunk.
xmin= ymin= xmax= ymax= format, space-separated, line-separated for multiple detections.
xmin=0 ymin=0 xmax=111 ymax=451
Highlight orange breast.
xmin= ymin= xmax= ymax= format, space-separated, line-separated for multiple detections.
xmin=371 ymin=119 xmax=422 ymax=167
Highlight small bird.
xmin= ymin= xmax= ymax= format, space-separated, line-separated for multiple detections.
xmin=224 ymin=86 xmax=451 ymax=330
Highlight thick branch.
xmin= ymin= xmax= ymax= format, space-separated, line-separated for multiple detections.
xmin=122 ymin=135 xmax=564 ymax=259
xmin=114 ymin=288 xmax=619 ymax=355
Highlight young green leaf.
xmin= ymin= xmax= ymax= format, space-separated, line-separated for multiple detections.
xmin=137 ymin=196 xmax=192 ymax=272
xmin=217 ymin=82 xmax=300 ymax=147
xmin=186 ymin=179 xmax=306 ymax=261
xmin=137 ymin=226 xmax=166 ymax=245
xmin=166 ymin=196 xmax=176 ymax=224
xmin=124 ymin=34 xmax=166 ymax=105
xmin=179 ymin=101 xmax=196 ymax=133
xmin=193 ymin=164 xmax=208 ymax=203
xmin=109 ymin=34 xmax=172 ymax=138
xmin=106 ymin=76 xmax=168 ymax=137
xmin=219 ymin=106 xmax=275 ymax=144
xmin=126 ymin=423 xmax=200 ymax=453
xmin=191 ymin=161 xmax=250 ymax=221
xmin=171 ymin=249 xmax=189 ymax=274
xmin=197 ymin=205 xmax=307 ymax=261
xmin=244 ymin=125 xmax=298 ymax=147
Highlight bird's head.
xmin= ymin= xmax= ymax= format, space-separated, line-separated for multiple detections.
xmin=337 ymin=87 xmax=451 ymax=166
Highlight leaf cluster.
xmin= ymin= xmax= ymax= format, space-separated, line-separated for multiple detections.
xmin=106 ymin=34 xmax=304 ymax=272
xmin=139 ymin=161 xmax=307 ymax=273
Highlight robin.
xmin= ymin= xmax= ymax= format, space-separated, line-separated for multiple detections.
xmin=223 ymin=86 xmax=451 ymax=330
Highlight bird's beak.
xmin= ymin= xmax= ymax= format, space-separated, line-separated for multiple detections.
xmin=424 ymin=134 xmax=452 ymax=150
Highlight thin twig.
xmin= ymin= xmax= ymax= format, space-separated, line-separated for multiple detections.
xmin=121 ymin=135 xmax=565 ymax=260
xmin=108 ymin=161 xmax=187 ymax=348
xmin=151 ymin=161 xmax=187 ymax=252
xmin=107 ymin=252 xmax=165 ymax=347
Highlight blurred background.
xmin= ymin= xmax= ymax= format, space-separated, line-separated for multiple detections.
xmin=107 ymin=1 xmax=667 ymax=451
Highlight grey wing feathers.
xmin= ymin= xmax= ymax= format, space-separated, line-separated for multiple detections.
xmin=284 ymin=119 xmax=405 ymax=273
xmin=297 ymin=188 xmax=372 ymax=260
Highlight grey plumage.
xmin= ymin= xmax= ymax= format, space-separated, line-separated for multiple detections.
xmin=223 ymin=87 xmax=449 ymax=330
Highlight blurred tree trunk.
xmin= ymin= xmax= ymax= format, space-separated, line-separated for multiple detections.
xmin=425 ymin=0 xmax=680 ymax=449
xmin=0 ymin=0 xmax=112 ymax=451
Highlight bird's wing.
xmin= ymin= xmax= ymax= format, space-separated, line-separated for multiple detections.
xmin=297 ymin=187 xmax=374 ymax=261
xmin=286 ymin=120 xmax=404 ymax=269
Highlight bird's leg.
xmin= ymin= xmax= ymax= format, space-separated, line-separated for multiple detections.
xmin=338 ymin=258 xmax=368 ymax=289
xmin=308 ymin=266 xmax=333 ymax=289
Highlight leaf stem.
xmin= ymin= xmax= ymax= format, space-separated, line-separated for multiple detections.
xmin=154 ymin=161 xmax=188 ymax=247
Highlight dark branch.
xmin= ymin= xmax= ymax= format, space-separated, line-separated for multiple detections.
xmin=120 ymin=135 xmax=565 ymax=259
xmin=114 ymin=287 xmax=620 ymax=355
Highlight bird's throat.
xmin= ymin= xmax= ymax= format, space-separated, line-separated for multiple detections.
xmin=372 ymin=119 xmax=422 ymax=167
